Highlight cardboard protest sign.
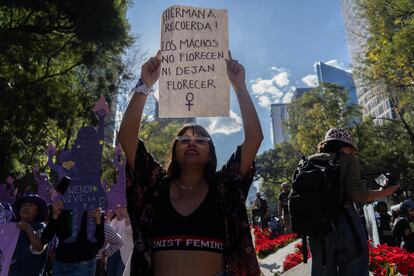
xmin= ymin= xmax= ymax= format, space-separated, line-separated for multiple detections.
xmin=0 ymin=223 xmax=20 ymax=276
xmin=106 ymin=144 xmax=126 ymax=211
xmin=47 ymin=144 xmax=74 ymax=182
xmin=0 ymin=176 xmax=15 ymax=204
xmin=62 ymin=98 xmax=108 ymax=243
xmin=159 ymin=5 xmax=230 ymax=118
xmin=363 ymin=203 xmax=380 ymax=246
xmin=33 ymin=166 xmax=53 ymax=205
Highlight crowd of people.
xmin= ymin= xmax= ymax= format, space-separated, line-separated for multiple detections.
xmin=0 ymin=52 xmax=413 ymax=276
xmin=0 ymin=179 xmax=133 ymax=276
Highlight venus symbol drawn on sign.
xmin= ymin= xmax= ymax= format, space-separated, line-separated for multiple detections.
xmin=185 ymin=92 xmax=194 ymax=111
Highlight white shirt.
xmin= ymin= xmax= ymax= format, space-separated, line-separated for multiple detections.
xmin=110 ymin=218 xmax=133 ymax=265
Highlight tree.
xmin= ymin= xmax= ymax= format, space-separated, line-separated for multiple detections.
xmin=354 ymin=118 xmax=414 ymax=195
xmin=139 ymin=117 xmax=183 ymax=166
xmin=356 ymin=0 xmax=414 ymax=146
xmin=255 ymin=142 xmax=301 ymax=210
xmin=0 ymin=0 xmax=133 ymax=178
xmin=286 ymin=84 xmax=361 ymax=155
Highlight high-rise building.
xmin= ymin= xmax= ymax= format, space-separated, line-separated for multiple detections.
xmin=271 ymin=62 xmax=358 ymax=146
xmin=341 ymin=0 xmax=395 ymax=122
xmin=270 ymin=103 xmax=289 ymax=146
xmin=315 ymin=62 xmax=357 ymax=104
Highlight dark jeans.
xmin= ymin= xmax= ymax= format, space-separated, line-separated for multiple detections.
xmin=107 ymin=251 xmax=125 ymax=276
xmin=53 ymin=258 xmax=96 ymax=276
xmin=309 ymin=207 xmax=369 ymax=276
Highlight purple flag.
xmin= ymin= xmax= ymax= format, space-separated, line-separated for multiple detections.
xmin=0 ymin=176 xmax=15 ymax=204
xmin=0 ymin=223 xmax=20 ymax=276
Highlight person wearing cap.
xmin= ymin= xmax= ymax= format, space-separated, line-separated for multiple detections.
xmin=392 ymin=199 xmax=414 ymax=252
xmin=8 ymin=194 xmax=49 ymax=276
xmin=278 ymin=182 xmax=291 ymax=233
xmin=307 ymin=128 xmax=400 ymax=276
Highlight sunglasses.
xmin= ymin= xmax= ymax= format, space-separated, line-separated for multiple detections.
xmin=175 ymin=135 xmax=211 ymax=145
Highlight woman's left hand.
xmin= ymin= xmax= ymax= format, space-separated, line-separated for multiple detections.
xmin=225 ymin=51 xmax=246 ymax=92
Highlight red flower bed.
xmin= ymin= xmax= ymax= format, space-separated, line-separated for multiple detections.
xmin=282 ymin=242 xmax=311 ymax=271
xmin=368 ymin=243 xmax=414 ymax=276
xmin=282 ymin=241 xmax=414 ymax=275
xmin=253 ymin=227 xmax=297 ymax=258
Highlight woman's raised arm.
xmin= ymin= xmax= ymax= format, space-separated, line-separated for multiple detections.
xmin=118 ymin=51 xmax=161 ymax=168
xmin=225 ymin=52 xmax=263 ymax=176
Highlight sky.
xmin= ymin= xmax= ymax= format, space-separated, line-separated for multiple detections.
xmin=126 ymin=0 xmax=352 ymax=166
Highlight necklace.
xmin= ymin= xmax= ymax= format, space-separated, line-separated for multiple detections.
xmin=175 ymin=181 xmax=193 ymax=192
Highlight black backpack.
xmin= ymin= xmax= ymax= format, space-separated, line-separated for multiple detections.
xmin=289 ymin=154 xmax=344 ymax=238
xmin=289 ymin=153 xmax=346 ymax=264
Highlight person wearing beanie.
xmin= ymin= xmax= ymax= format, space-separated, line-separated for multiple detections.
xmin=306 ymin=128 xmax=400 ymax=276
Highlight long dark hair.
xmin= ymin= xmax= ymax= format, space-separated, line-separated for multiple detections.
xmin=166 ymin=124 xmax=217 ymax=183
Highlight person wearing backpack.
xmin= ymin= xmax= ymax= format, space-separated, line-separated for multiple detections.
xmin=289 ymin=128 xmax=400 ymax=276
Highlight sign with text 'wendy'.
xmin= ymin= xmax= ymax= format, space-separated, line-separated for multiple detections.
xmin=159 ymin=5 xmax=230 ymax=118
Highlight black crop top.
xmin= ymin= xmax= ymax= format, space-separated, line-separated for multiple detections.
xmin=151 ymin=186 xmax=226 ymax=253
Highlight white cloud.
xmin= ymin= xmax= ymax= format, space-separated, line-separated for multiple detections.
xmin=301 ymin=74 xmax=319 ymax=87
xmin=203 ymin=110 xmax=243 ymax=135
xmin=272 ymin=71 xmax=289 ymax=87
xmin=251 ymin=78 xmax=282 ymax=95
xmin=250 ymin=67 xmax=293 ymax=110
xmin=324 ymin=59 xmax=345 ymax=70
xmin=257 ymin=95 xmax=273 ymax=109
xmin=282 ymin=90 xmax=295 ymax=103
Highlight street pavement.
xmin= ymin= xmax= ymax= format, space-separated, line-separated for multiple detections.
xmin=258 ymin=239 xmax=374 ymax=276
xmin=258 ymin=239 xmax=302 ymax=275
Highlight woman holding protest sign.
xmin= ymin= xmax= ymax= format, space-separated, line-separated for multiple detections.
xmin=118 ymin=50 xmax=263 ymax=276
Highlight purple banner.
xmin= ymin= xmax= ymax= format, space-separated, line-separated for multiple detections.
xmin=0 ymin=223 xmax=20 ymax=276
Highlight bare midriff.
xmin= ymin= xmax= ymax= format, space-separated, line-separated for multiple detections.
xmin=152 ymin=250 xmax=225 ymax=276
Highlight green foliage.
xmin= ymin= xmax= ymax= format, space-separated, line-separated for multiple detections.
xmin=256 ymin=142 xmax=301 ymax=210
xmin=357 ymin=0 xmax=414 ymax=88
xmin=139 ymin=117 xmax=183 ymax=166
xmin=286 ymin=84 xmax=361 ymax=155
xmin=356 ymin=0 xmax=414 ymax=146
xmin=354 ymin=119 xmax=414 ymax=194
xmin=0 ymin=0 xmax=133 ymax=179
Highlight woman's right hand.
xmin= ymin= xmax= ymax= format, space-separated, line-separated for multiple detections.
xmin=141 ymin=51 xmax=161 ymax=88
xmin=383 ymin=183 xmax=401 ymax=197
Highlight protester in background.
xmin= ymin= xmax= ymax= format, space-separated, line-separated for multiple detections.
xmin=9 ymin=194 xmax=49 ymax=276
xmin=252 ymin=193 xmax=268 ymax=230
xmin=108 ymin=205 xmax=133 ymax=276
xmin=374 ymin=201 xmax=395 ymax=246
xmin=278 ymin=182 xmax=291 ymax=233
xmin=390 ymin=204 xmax=400 ymax=224
xmin=118 ymin=51 xmax=263 ymax=275
xmin=307 ymin=128 xmax=400 ymax=276
xmin=392 ymin=199 xmax=414 ymax=252
xmin=40 ymin=176 xmax=105 ymax=276
xmin=95 ymin=223 xmax=124 ymax=276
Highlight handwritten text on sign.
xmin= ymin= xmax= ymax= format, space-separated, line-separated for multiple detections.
xmin=159 ymin=5 xmax=229 ymax=118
